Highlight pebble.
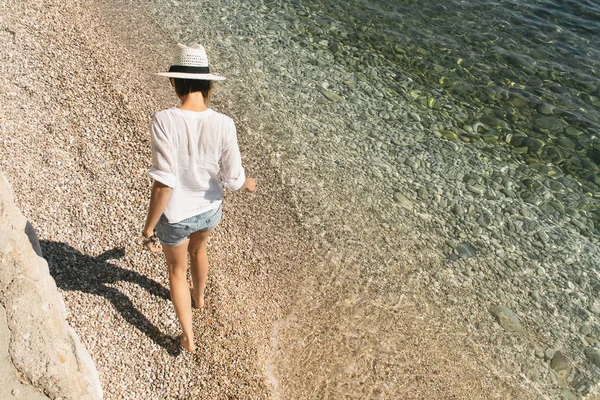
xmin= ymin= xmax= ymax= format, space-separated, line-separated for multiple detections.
xmin=467 ymin=184 xmax=485 ymax=196
xmin=534 ymin=116 xmax=563 ymax=132
xmin=393 ymin=192 xmax=413 ymax=210
xmin=451 ymin=203 xmax=464 ymax=216
xmin=550 ymin=352 xmax=571 ymax=380
xmin=537 ymin=104 xmax=555 ymax=115
xmin=561 ymin=390 xmax=578 ymax=400
xmin=490 ymin=305 xmax=524 ymax=332
xmin=534 ymin=348 xmax=545 ymax=359
xmin=580 ymin=324 xmax=592 ymax=335
xmin=584 ymin=347 xmax=600 ymax=367
xmin=585 ymin=336 xmax=597 ymax=346
xmin=455 ymin=242 xmax=477 ymax=258
xmin=409 ymin=112 xmax=421 ymax=122
xmin=442 ymin=130 xmax=459 ymax=141
xmin=319 ymin=88 xmax=343 ymax=102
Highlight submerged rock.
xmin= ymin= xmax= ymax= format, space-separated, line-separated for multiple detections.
xmin=442 ymin=130 xmax=459 ymax=141
xmin=510 ymin=135 xmax=544 ymax=154
xmin=393 ymin=192 xmax=413 ymax=210
xmin=584 ymin=347 xmax=600 ymax=368
xmin=508 ymin=95 xmax=528 ymax=108
xmin=537 ymin=104 xmax=555 ymax=115
xmin=467 ymin=184 xmax=486 ymax=196
xmin=550 ymin=351 xmax=571 ymax=380
xmin=319 ymin=88 xmax=343 ymax=102
xmin=480 ymin=115 xmax=509 ymax=129
xmin=534 ymin=116 xmax=564 ymax=132
xmin=455 ymin=242 xmax=476 ymax=258
xmin=561 ymin=390 xmax=578 ymax=400
xmin=555 ymin=136 xmax=576 ymax=150
xmin=540 ymin=146 xmax=563 ymax=163
xmin=490 ymin=305 xmax=524 ymax=332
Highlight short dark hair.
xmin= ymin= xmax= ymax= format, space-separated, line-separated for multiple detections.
xmin=172 ymin=78 xmax=212 ymax=98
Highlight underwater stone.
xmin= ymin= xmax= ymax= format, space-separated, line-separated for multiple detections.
xmin=534 ymin=116 xmax=564 ymax=132
xmin=540 ymin=146 xmax=563 ymax=163
xmin=442 ymin=130 xmax=459 ymax=141
xmin=565 ymin=126 xmax=584 ymax=137
xmin=587 ymin=146 xmax=600 ymax=164
xmin=393 ymin=192 xmax=413 ymax=210
xmin=510 ymin=136 xmax=544 ymax=153
xmin=480 ymin=115 xmax=509 ymax=129
xmin=580 ymin=324 xmax=592 ymax=335
xmin=561 ymin=390 xmax=579 ymax=400
xmin=482 ymin=135 xmax=499 ymax=144
xmin=537 ymin=104 xmax=555 ymax=115
xmin=539 ymin=165 xmax=562 ymax=178
xmin=467 ymin=184 xmax=485 ymax=196
xmin=452 ymin=203 xmax=464 ymax=216
xmin=409 ymin=112 xmax=421 ymax=122
xmin=508 ymin=95 xmax=528 ymax=108
xmin=319 ymin=88 xmax=343 ymax=102
xmin=521 ymin=192 xmax=541 ymax=205
xmin=490 ymin=305 xmax=523 ymax=332
xmin=550 ymin=352 xmax=571 ymax=380
xmin=455 ymin=242 xmax=476 ymax=258
xmin=555 ymin=137 xmax=576 ymax=150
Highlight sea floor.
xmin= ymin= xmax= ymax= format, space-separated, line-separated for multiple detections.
xmin=0 ymin=0 xmax=599 ymax=398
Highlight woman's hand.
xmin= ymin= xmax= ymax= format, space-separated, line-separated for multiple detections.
xmin=143 ymin=228 xmax=162 ymax=253
xmin=243 ymin=177 xmax=256 ymax=192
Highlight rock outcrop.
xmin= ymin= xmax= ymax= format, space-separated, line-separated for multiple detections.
xmin=0 ymin=173 xmax=103 ymax=399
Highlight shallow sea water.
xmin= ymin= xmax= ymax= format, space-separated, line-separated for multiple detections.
xmin=283 ymin=0 xmax=600 ymax=219
xmin=141 ymin=0 xmax=600 ymax=397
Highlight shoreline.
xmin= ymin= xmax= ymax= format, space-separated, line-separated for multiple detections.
xmin=0 ymin=0 xmax=598 ymax=399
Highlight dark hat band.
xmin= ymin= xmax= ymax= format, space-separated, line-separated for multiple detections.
xmin=168 ymin=65 xmax=210 ymax=73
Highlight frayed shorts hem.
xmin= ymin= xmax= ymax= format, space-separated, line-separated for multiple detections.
xmin=155 ymin=205 xmax=222 ymax=247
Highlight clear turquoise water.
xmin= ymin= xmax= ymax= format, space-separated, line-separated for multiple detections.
xmin=284 ymin=0 xmax=600 ymax=231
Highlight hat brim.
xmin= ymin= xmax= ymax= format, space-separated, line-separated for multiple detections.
xmin=156 ymin=72 xmax=226 ymax=81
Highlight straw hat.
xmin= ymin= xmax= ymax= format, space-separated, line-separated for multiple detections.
xmin=156 ymin=43 xmax=226 ymax=81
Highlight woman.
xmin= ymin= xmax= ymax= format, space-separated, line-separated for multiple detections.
xmin=143 ymin=43 xmax=256 ymax=352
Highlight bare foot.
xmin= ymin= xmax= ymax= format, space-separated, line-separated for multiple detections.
xmin=189 ymin=284 xmax=204 ymax=309
xmin=180 ymin=334 xmax=196 ymax=353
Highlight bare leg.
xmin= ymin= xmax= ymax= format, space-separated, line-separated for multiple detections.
xmin=162 ymin=239 xmax=196 ymax=352
xmin=188 ymin=230 xmax=211 ymax=309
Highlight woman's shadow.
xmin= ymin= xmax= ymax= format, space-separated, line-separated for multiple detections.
xmin=40 ymin=240 xmax=180 ymax=356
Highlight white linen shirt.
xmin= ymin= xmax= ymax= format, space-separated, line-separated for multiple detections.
xmin=148 ymin=107 xmax=246 ymax=223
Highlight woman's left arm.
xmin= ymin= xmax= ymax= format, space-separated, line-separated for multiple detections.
xmin=143 ymin=180 xmax=172 ymax=252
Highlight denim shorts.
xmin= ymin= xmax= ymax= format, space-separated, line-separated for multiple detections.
xmin=155 ymin=205 xmax=222 ymax=247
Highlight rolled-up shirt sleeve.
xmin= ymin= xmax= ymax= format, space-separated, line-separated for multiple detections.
xmin=147 ymin=114 xmax=177 ymax=188
xmin=221 ymin=120 xmax=246 ymax=191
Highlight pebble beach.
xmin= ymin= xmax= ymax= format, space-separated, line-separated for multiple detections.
xmin=1 ymin=0 xmax=599 ymax=399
